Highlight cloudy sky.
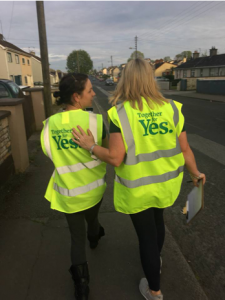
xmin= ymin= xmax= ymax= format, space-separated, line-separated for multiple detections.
xmin=0 ymin=1 xmax=225 ymax=72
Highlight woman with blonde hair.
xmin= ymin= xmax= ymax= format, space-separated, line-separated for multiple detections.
xmin=72 ymin=58 xmax=206 ymax=300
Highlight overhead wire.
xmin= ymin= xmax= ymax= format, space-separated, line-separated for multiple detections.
xmin=7 ymin=1 xmax=14 ymax=39
xmin=139 ymin=1 xmax=223 ymax=44
xmin=138 ymin=1 xmax=204 ymax=40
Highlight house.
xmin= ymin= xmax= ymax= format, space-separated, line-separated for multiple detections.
xmin=0 ymin=34 xmax=34 ymax=86
xmin=49 ymin=68 xmax=59 ymax=85
xmin=154 ymin=62 xmax=177 ymax=77
xmin=169 ymin=58 xmax=187 ymax=66
xmin=29 ymin=51 xmax=43 ymax=83
xmin=175 ymin=47 xmax=225 ymax=90
xmin=112 ymin=67 xmax=120 ymax=78
xmin=102 ymin=68 xmax=108 ymax=75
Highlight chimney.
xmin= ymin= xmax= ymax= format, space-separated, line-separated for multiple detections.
xmin=30 ymin=50 xmax=35 ymax=56
xmin=0 ymin=34 xmax=3 ymax=41
xmin=193 ymin=51 xmax=200 ymax=59
xmin=210 ymin=47 xmax=217 ymax=56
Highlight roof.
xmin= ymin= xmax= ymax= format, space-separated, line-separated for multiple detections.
xmin=176 ymin=54 xmax=225 ymax=69
xmin=154 ymin=62 xmax=165 ymax=69
xmin=0 ymin=40 xmax=30 ymax=57
xmin=29 ymin=53 xmax=41 ymax=62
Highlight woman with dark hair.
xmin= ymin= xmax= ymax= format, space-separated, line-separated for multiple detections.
xmin=72 ymin=59 xmax=206 ymax=300
xmin=41 ymin=73 xmax=108 ymax=300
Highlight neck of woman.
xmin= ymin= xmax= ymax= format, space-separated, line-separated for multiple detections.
xmin=65 ymin=103 xmax=83 ymax=111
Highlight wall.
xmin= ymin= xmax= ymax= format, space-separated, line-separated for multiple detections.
xmin=31 ymin=57 xmax=43 ymax=82
xmin=197 ymin=80 xmax=225 ymax=95
xmin=20 ymin=54 xmax=34 ymax=86
xmin=0 ymin=112 xmax=15 ymax=185
xmin=7 ymin=51 xmax=22 ymax=79
xmin=157 ymin=81 xmax=170 ymax=90
xmin=0 ymin=47 xmax=8 ymax=78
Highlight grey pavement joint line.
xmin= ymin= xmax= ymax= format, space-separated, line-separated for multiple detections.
xmin=187 ymin=134 xmax=225 ymax=165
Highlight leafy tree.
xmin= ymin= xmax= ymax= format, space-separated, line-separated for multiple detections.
xmin=127 ymin=50 xmax=144 ymax=62
xmin=67 ymin=50 xmax=93 ymax=74
xmin=164 ymin=56 xmax=171 ymax=62
xmin=175 ymin=51 xmax=192 ymax=60
xmin=201 ymin=50 xmax=208 ymax=57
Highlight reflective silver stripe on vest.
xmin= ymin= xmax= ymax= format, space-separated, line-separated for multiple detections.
xmin=116 ymin=100 xmax=181 ymax=165
xmin=43 ymin=118 xmax=53 ymax=160
xmin=88 ymin=112 xmax=98 ymax=142
xmin=56 ymin=160 xmax=102 ymax=175
xmin=170 ymin=99 xmax=178 ymax=127
xmin=53 ymin=176 xmax=106 ymax=197
xmin=115 ymin=165 xmax=184 ymax=188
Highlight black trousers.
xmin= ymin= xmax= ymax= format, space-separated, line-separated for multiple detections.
xmin=130 ymin=207 xmax=165 ymax=292
xmin=65 ymin=200 xmax=102 ymax=265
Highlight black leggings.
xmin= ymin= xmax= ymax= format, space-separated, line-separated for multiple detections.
xmin=65 ymin=200 xmax=102 ymax=266
xmin=130 ymin=207 xmax=165 ymax=291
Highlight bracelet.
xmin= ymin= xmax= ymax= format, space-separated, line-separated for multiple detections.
xmin=189 ymin=172 xmax=201 ymax=180
xmin=89 ymin=143 xmax=97 ymax=155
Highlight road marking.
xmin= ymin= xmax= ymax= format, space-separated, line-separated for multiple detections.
xmin=95 ymin=86 xmax=111 ymax=97
xmin=187 ymin=134 xmax=225 ymax=165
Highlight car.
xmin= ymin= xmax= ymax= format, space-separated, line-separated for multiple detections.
xmin=0 ymin=79 xmax=24 ymax=99
xmin=105 ymin=79 xmax=114 ymax=86
xmin=34 ymin=81 xmax=43 ymax=86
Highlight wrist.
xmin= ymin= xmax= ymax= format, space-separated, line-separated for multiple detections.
xmin=189 ymin=172 xmax=201 ymax=180
xmin=89 ymin=143 xmax=97 ymax=155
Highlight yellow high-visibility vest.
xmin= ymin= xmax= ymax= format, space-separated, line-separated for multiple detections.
xmin=108 ymin=98 xmax=185 ymax=214
xmin=41 ymin=109 xmax=106 ymax=213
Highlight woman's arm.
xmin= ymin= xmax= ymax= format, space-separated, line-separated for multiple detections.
xmin=72 ymin=126 xmax=126 ymax=167
xmin=178 ymin=131 xmax=206 ymax=186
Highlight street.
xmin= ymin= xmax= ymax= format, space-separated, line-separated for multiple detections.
xmin=91 ymin=79 xmax=225 ymax=299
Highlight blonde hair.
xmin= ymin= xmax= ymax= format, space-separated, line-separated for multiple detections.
xmin=109 ymin=58 xmax=169 ymax=110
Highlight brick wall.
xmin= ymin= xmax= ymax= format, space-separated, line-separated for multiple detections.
xmin=0 ymin=117 xmax=11 ymax=165
xmin=0 ymin=112 xmax=15 ymax=185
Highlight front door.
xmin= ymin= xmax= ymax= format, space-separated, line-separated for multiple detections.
xmin=14 ymin=75 xmax=22 ymax=85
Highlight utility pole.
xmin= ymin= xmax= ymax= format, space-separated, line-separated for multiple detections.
xmin=77 ymin=51 xmax=80 ymax=72
xmin=36 ymin=1 xmax=52 ymax=117
xmin=135 ymin=36 xmax=138 ymax=59
xmin=102 ymin=63 xmax=103 ymax=70
xmin=111 ymin=55 xmax=113 ymax=67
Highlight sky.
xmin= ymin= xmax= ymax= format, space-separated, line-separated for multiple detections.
xmin=0 ymin=1 xmax=225 ymax=72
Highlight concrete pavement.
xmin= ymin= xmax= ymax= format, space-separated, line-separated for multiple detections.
xmin=0 ymin=110 xmax=209 ymax=300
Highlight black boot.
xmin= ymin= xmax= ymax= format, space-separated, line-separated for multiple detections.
xmin=69 ymin=262 xmax=90 ymax=300
xmin=87 ymin=226 xmax=105 ymax=249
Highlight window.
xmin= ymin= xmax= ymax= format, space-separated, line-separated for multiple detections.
xmin=22 ymin=58 xmax=25 ymax=64
xmin=15 ymin=55 xmax=19 ymax=64
xmin=27 ymin=59 xmax=30 ymax=65
xmin=200 ymin=69 xmax=203 ymax=77
xmin=0 ymin=84 xmax=10 ymax=98
xmin=209 ymin=68 xmax=218 ymax=77
xmin=10 ymin=75 xmax=14 ymax=81
xmin=191 ymin=69 xmax=195 ymax=77
xmin=24 ymin=76 xmax=28 ymax=84
xmin=7 ymin=52 xmax=12 ymax=63
xmin=183 ymin=70 xmax=187 ymax=78
xmin=219 ymin=68 xmax=225 ymax=76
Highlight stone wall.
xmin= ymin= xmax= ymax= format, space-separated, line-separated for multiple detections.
xmin=0 ymin=117 xmax=11 ymax=165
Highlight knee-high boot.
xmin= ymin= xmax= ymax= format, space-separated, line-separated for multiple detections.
xmin=69 ymin=262 xmax=90 ymax=300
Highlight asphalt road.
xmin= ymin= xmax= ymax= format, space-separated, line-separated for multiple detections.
xmin=91 ymin=78 xmax=225 ymax=299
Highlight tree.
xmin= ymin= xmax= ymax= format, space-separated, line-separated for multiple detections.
xmin=164 ymin=56 xmax=171 ymax=62
xmin=67 ymin=50 xmax=93 ymax=74
xmin=127 ymin=50 xmax=144 ymax=62
xmin=201 ymin=50 xmax=208 ymax=57
xmin=175 ymin=51 xmax=192 ymax=60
